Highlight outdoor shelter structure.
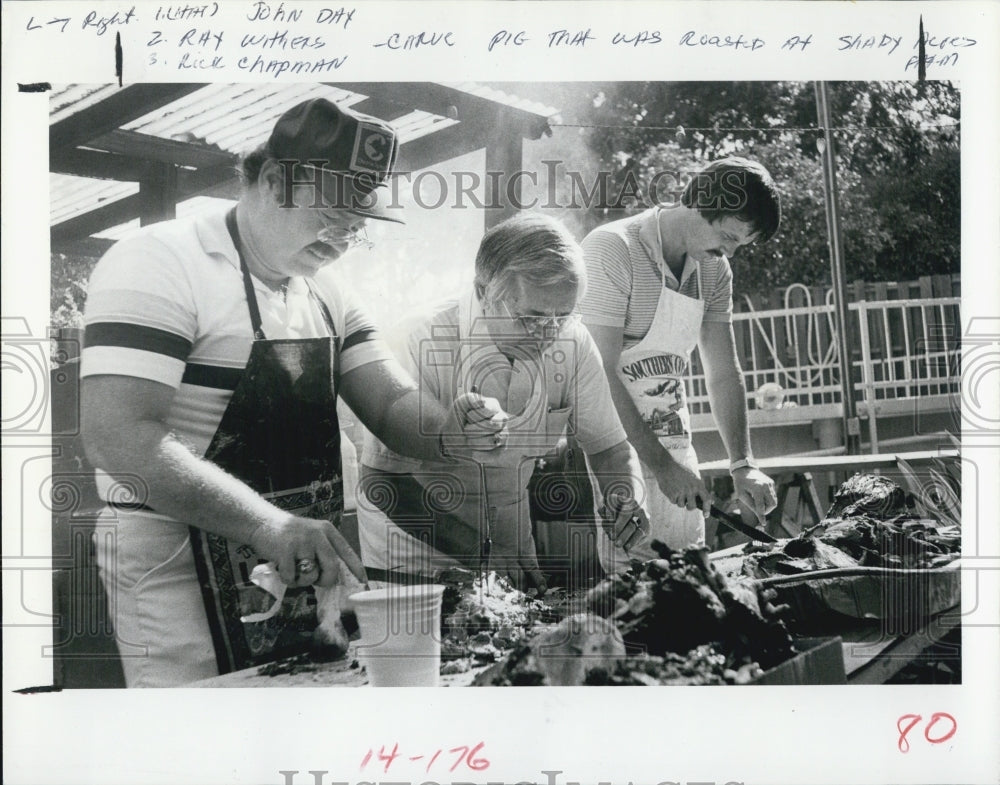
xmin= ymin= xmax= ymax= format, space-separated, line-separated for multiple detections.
xmin=49 ymin=82 xmax=557 ymax=255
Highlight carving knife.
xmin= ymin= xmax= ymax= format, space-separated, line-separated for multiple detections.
xmin=698 ymin=497 xmax=778 ymax=543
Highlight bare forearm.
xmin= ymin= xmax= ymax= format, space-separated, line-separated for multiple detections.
xmin=85 ymin=423 xmax=289 ymax=546
xmin=706 ymin=368 xmax=753 ymax=462
xmin=588 ymin=440 xmax=645 ymax=504
xmin=340 ymin=361 xmax=447 ymax=462
xmin=374 ymin=387 xmax=447 ymax=461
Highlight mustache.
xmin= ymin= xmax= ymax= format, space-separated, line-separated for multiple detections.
xmin=307 ymin=240 xmax=343 ymax=260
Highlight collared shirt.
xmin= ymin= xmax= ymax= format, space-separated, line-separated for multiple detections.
xmin=578 ymin=207 xmax=733 ymax=349
xmin=362 ymin=293 xmax=627 ymax=476
xmin=81 ymin=207 xmax=392 ymax=462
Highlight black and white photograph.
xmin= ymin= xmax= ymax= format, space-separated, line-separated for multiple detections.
xmin=44 ymin=79 xmax=965 ymax=690
xmin=3 ymin=3 xmax=999 ymax=785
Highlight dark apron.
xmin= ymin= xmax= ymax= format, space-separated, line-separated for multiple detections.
xmin=188 ymin=208 xmax=343 ymax=674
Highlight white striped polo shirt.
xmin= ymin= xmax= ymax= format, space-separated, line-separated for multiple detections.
xmin=578 ymin=207 xmax=733 ymax=349
xmin=81 ymin=207 xmax=393 ymax=500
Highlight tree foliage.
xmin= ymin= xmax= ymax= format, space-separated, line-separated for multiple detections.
xmin=573 ymin=81 xmax=960 ymax=297
xmin=51 ymin=252 xmax=99 ymax=329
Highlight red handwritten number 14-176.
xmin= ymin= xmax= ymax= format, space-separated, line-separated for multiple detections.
xmin=897 ymin=713 xmax=957 ymax=753
xmin=361 ymin=742 xmax=489 ymax=773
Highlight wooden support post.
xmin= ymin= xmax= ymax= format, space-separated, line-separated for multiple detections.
xmin=484 ymin=111 xmax=524 ymax=230
xmin=798 ymin=472 xmax=826 ymax=525
xmin=767 ymin=471 xmax=826 ymax=537
xmin=768 ymin=472 xmax=797 ymax=537
xmin=139 ymin=162 xmax=178 ymax=227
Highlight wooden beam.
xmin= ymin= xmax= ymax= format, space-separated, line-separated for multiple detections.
xmin=50 ymin=236 xmax=115 ymax=258
xmin=50 ymin=84 xmax=208 ymax=153
xmin=50 ymin=147 xmax=148 ymax=182
xmin=329 ymin=82 xmax=553 ymax=139
xmin=177 ymin=166 xmax=240 ymax=200
xmin=484 ymin=113 xmax=524 ymax=229
xmin=89 ymin=129 xmax=237 ymax=169
xmin=51 ymin=169 xmax=239 ymax=248
xmin=51 ymin=90 xmax=527 ymax=243
xmin=50 ymin=194 xmax=143 ymax=245
xmin=53 ymin=146 xmax=238 ymax=198
xmin=53 ymin=112 xmax=496 ymax=242
xmin=139 ymin=163 xmax=178 ymax=226
xmin=397 ymin=120 xmax=491 ymax=174
xmin=346 ymin=97 xmax=417 ymax=123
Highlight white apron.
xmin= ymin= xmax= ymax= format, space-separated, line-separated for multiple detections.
xmin=596 ymin=213 xmax=707 ymax=574
xmin=359 ymin=294 xmax=571 ymax=576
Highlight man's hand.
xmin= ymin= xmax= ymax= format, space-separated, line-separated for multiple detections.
xmin=440 ymin=392 xmax=510 ymax=460
xmin=732 ymin=467 xmax=777 ymax=525
xmin=249 ymin=514 xmax=367 ymax=589
xmin=654 ymin=458 xmax=711 ymax=515
xmin=488 ymin=505 xmax=547 ymax=595
xmin=599 ymin=488 xmax=650 ymax=551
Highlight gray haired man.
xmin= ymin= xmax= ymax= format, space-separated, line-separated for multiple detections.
xmin=359 ymin=212 xmax=650 ymax=590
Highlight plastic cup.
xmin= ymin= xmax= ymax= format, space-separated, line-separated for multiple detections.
xmin=348 ymin=584 xmax=445 ymax=687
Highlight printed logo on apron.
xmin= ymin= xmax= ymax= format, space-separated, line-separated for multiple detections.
xmin=614 ymin=212 xmax=705 ymax=452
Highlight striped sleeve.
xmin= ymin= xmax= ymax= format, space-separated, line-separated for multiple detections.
xmin=81 ymin=236 xmax=196 ymax=387
xmin=579 ymin=228 xmax=632 ymax=329
xmin=337 ymin=285 xmax=395 ymax=374
xmin=702 ymin=257 xmax=734 ymax=323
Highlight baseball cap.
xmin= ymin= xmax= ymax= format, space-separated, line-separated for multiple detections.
xmin=268 ymin=97 xmax=403 ymax=223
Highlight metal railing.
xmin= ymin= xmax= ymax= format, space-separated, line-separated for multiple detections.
xmin=687 ymin=296 xmax=962 ymax=422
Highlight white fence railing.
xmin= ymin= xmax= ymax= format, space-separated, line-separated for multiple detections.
xmin=687 ymin=297 xmax=961 ymax=421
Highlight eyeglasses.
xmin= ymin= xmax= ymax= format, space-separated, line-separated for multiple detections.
xmin=499 ymin=301 xmax=580 ymax=338
xmin=317 ymin=223 xmax=373 ymax=250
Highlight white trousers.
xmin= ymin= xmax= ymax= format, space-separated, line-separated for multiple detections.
xmin=94 ymin=509 xmax=217 ymax=687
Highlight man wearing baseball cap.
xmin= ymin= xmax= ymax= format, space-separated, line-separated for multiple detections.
xmin=80 ymin=97 xmax=507 ymax=686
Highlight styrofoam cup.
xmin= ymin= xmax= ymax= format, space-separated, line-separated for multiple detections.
xmin=348 ymin=584 xmax=445 ymax=687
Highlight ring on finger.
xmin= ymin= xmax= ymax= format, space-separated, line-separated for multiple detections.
xmin=296 ymin=558 xmax=317 ymax=576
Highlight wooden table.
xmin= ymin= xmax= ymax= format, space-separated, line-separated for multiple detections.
xmin=840 ymin=607 xmax=961 ymax=684
xmin=190 ymin=587 xmax=961 ymax=688
xmin=699 ymin=449 xmax=960 ymax=478
xmin=191 ymin=620 xmax=958 ymax=687
xmin=190 ymin=644 xmax=492 ymax=688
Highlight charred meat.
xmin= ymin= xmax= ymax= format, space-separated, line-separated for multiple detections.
xmin=825 ymin=473 xmax=910 ymax=519
xmin=477 ymin=614 xmax=627 ymax=686
xmin=587 ymin=543 xmax=795 ymax=671
xmin=737 ymin=474 xmax=961 ymax=578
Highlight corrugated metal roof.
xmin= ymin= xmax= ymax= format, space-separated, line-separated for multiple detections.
xmin=49 ymin=174 xmax=138 ymax=225
xmin=454 ymin=83 xmax=559 ymax=119
xmin=49 ymin=84 xmax=121 ymax=124
xmin=50 ymin=83 xmax=553 ymax=233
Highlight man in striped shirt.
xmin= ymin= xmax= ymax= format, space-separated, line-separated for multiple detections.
xmin=80 ymin=98 xmax=507 ymax=685
xmin=579 ymin=157 xmax=782 ymax=572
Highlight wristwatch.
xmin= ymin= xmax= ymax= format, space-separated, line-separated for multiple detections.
xmin=729 ymin=457 xmax=759 ymax=474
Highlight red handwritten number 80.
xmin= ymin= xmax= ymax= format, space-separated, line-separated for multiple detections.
xmin=897 ymin=713 xmax=957 ymax=753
